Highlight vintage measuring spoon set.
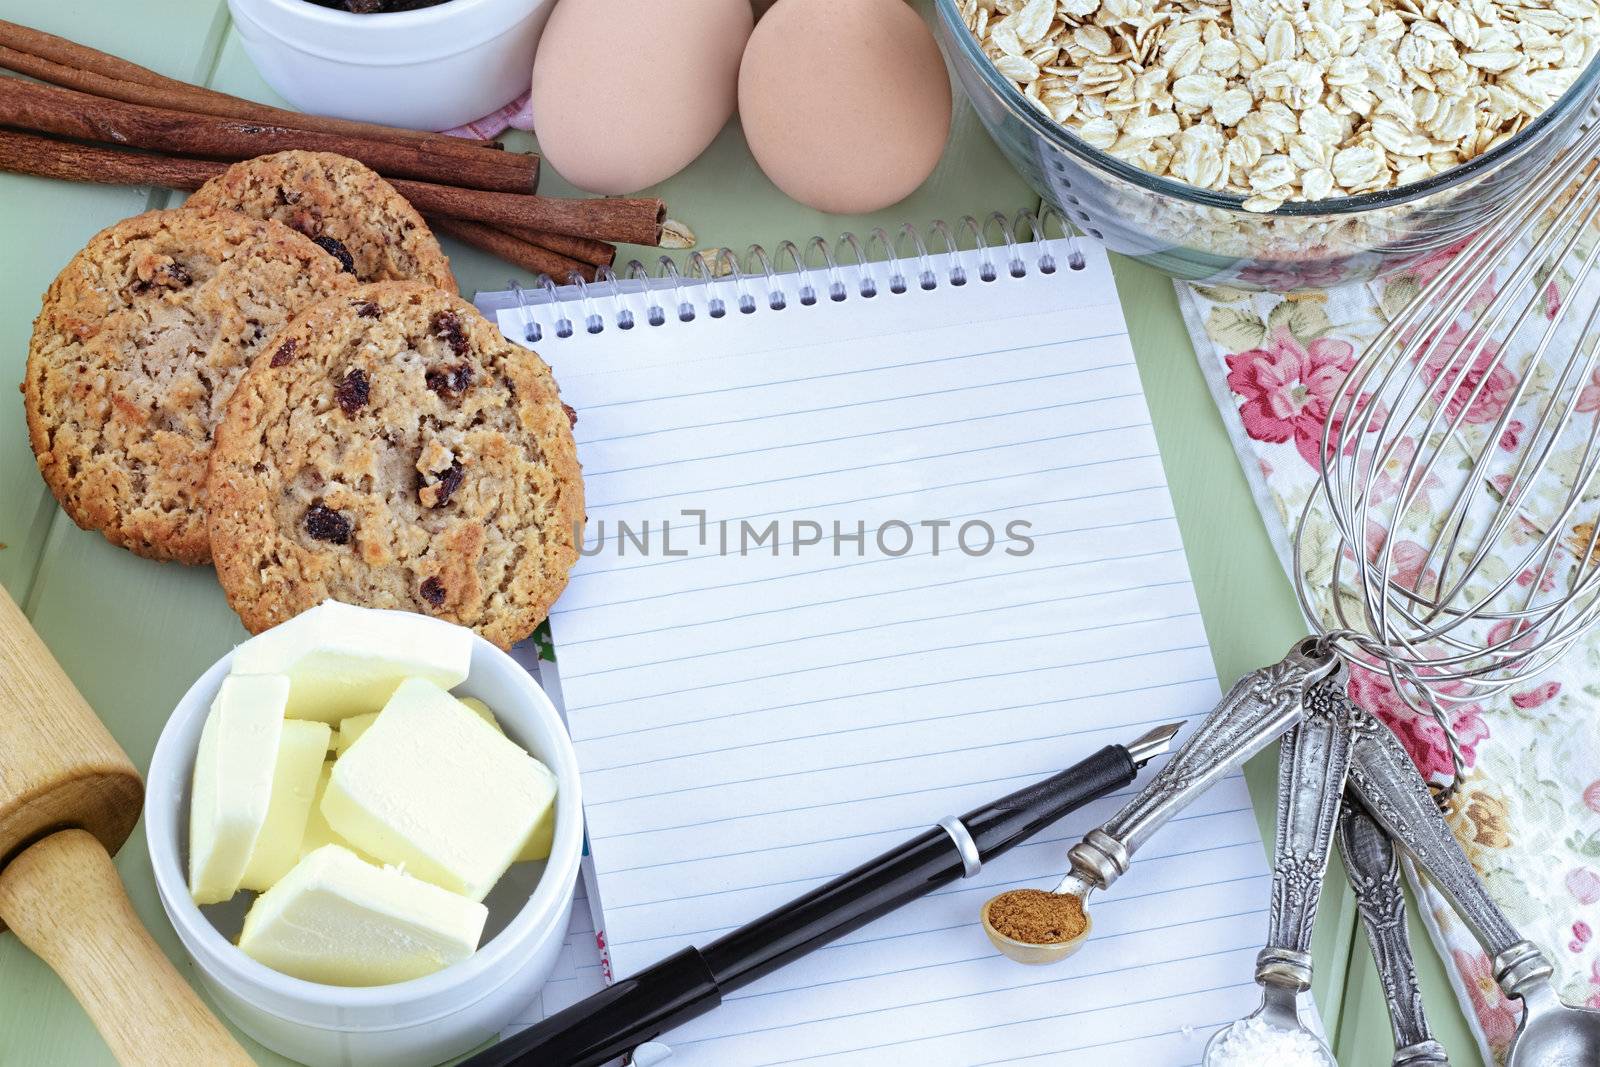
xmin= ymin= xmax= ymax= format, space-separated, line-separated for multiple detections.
xmin=985 ymin=123 xmax=1600 ymax=1066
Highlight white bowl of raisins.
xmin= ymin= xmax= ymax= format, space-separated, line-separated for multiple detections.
xmin=229 ymin=0 xmax=555 ymax=131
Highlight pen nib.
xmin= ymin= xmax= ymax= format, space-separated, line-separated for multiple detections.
xmin=1125 ymin=721 xmax=1184 ymax=766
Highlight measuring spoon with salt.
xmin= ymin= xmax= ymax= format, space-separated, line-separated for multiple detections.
xmin=982 ymin=637 xmax=1340 ymax=966
xmin=1202 ymin=668 xmax=1353 ymax=1067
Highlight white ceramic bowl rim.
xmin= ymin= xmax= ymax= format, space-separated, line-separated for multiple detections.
xmin=235 ymin=0 xmax=543 ymax=66
xmin=145 ymin=623 xmax=583 ymax=1031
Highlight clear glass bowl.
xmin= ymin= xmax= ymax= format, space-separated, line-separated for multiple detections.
xmin=931 ymin=0 xmax=1600 ymax=289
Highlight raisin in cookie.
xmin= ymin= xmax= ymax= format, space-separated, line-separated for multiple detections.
xmin=23 ymin=208 xmax=355 ymax=562
xmin=185 ymin=151 xmax=457 ymax=292
xmin=207 ymin=282 xmax=584 ymax=648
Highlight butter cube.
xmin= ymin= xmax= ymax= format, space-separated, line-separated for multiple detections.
xmin=322 ymin=679 xmax=558 ymax=900
xmin=241 ymin=720 xmax=334 ymax=892
xmin=457 ymin=697 xmax=499 ymax=729
xmin=299 ymin=763 xmax=343 ymax=857
xmin=232 ymin=600 xmax=472 ymax=722
xmin=456 ymin=697 xmax=554 ymax=864
xmin=520 ymin=804 xmax=556 ymax=865
xmin=298 ymin=763 xmax=375 ymax=864
xmin=190 ymin=675 xmax=288 ymax=905
xmin=334 ymin=713 xmax=379 ymax=756
xmin=239 ymin=845 xmax=487 ymax=986
xmin=340 ymin=700 xmax=489 ymax=755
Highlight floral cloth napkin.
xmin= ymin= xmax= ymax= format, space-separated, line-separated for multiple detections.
xmin=442 ymin=90 xmax=534 ymax=141
xmin=1175 ymin=256 xmax=1600 ymax=1064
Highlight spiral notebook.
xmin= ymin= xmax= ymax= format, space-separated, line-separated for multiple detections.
xmin=476 ymin=222 xmax=1273 ymax=1065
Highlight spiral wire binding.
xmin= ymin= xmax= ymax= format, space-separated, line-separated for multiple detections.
xmin=507 ymin=211 xmax=1084 ymax=343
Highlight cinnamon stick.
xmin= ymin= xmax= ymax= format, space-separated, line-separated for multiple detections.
xmin=387 ymin=177 xmax=664 ymax=245
xmin=0 ymin=28 xmax=501 ymax=154
xmin=0 ymin=76 xmax=537 ymax=192
xmin=500 ymin=225 xmax=616 ymax=269
xmin=0 ymin=130 xmax=599 ymax=277
xmin=431 ymin=218 xmax=596 ymax=282
xmin=0 ymin=131 xmax=665 ymax=247
xmin=1 ymin=18 xmax=223 ymax=96
xmin=0 ymin=127 xmax=226 ymax=190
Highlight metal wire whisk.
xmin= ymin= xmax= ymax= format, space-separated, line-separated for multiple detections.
xmin=1293 ymin=118 xmax=1600 ymax=793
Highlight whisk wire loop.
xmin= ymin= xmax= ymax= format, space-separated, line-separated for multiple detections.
xmin=1302 ymin=120 xmax=1600 ymax=798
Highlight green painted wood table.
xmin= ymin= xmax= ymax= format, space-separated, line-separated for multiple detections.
xmin=0 ymin=0 xmax=1480 ymax=1062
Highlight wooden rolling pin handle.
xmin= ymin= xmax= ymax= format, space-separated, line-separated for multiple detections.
xmin=0 ymin=829 xmax=255 ymax=1067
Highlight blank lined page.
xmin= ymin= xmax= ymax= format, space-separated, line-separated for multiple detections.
xmin=492 ymin=243 xmax=1268 ymax=1065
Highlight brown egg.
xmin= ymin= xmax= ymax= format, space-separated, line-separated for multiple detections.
xmin=739 ymin=0 xmax=952 ymax=214
xmin=531 ymin=0 xmax=753 ymax=195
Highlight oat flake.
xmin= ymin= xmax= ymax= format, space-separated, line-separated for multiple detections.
xmin=962 ymin=0 xmax=1600 ymax=210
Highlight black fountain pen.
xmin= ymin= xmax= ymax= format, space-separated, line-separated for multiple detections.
xmin=464 ymin=721 xmax=1184 ymax=1067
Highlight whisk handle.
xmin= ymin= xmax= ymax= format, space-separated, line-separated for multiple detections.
xmin=1346 ymin=709 xmax=1555 ymax=1001
xmin=1065 ymin=637 xmax=1339 ymax=892
xmin=1258 ymin=673 xmax=1356 ymax=991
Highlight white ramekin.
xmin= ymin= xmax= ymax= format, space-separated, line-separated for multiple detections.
xmin=145 ymin=616 xmax=583 ymax=1067
xmin=227 ymin=0 xmax=555 ymax=131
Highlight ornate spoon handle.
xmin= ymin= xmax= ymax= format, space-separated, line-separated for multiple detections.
xmin=1345 ymin=702 xmax=1556 ymax=1000
xmin=1338 ymin=796 xmax=1450 ymax=1065
xmin=1257 ymin=670 xmax=1354 ymax=991
xmin=1065 ymin=637 xmax=1339 ymax=892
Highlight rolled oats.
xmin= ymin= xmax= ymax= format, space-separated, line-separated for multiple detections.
xmin=963 ymin=0 xmax=1600 ymax=212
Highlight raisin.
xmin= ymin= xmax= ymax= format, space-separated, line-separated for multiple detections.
xmin=354 ymin=300 xmax=381 ymax=319
xmin=312 ymin=235 xmax=357 ymax=274
xmin=270 ymin=339 xmax=297 ymax=367
xmin=129 ymin=262 xmax=191 ymax=294
xmin=562 ymin=403 xmax=578 ymax=429
xmin=430 ymin=310 xmax=470 ymax=357
xmin=336 ymin=368 xmax=370 ymax=416
xmin=425 ymin=362 xmax=474 ymax=400
xmin=422 ymin=460 xmax=464 ymax=508
xmin=303 ymin=504 xmax=351 ymax=544
xmin=420 ymin=576 xmax=446 ymax=606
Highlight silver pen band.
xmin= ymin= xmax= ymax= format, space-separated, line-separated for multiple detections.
xmin=938 ymin=816 xmax=982 ymax=878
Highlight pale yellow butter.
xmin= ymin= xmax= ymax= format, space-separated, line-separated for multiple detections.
xmin=457 ymin=697 xmax=499 ymax=728
xmin=520 ymin=804 xmax=556 ymax=864
xmin=455 ymin=697 xmax=554 ymax=864
xmin=322 ymin=678 xmax=558 ymax=900
xmin=338 ymin=698 xmax=488 ymax=756
xmin=240 ymin=720 xmax=333 ymax=892
xmin=298 ymin=762 xmax=343 ymax=857
xmin=330 ymin=699 xmax=547 ymax=859
xmin=189 ymin=675 xmax=288 ymax=905
xmin=231 ymin=600 xmax=472 ymax=722
xmin=334 ymin=712 xmax=379 ymax=756
xmin=297 ymin=762 xmax=375 ymax=864
xmin=239 ymin=845 xmax=487 ymax=986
